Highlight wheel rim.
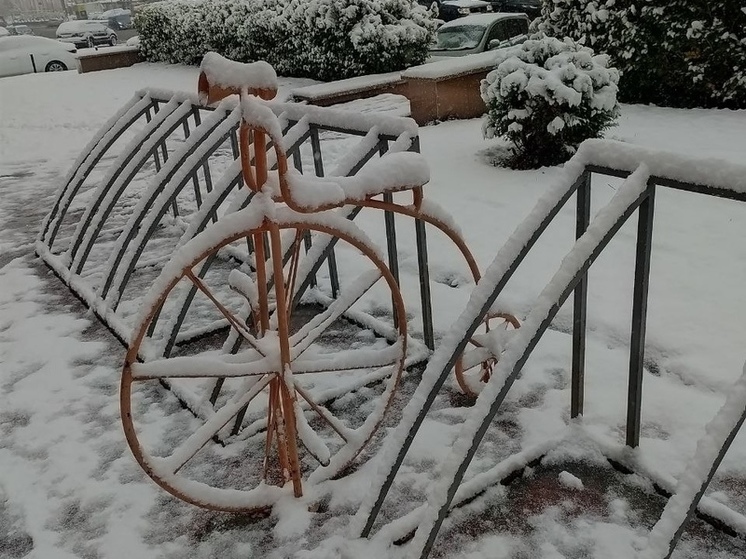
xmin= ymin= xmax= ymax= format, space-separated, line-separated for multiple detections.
xmin=454 ymin=312 xmax=520 ymax=398
xmin=88 ymin=37 xmax=94 ymax=47
xmin=47 ymin=62 xmax=65 ymax=72
xmin=110 ymin=36 xmax=117 ymax=45
xmin=121 ymin=218 xmax=407 ymax=512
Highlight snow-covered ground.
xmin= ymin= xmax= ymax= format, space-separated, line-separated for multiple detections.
xmin=1 ymin=63 xmax=745 ymax=559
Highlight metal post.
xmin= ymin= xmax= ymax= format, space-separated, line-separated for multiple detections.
xmin=379 ymin=140 xmax=401 ymax=325
xmin=411 ymin=137 xmax=434 ymax=350
xmin=571 ymin=170 xmax=591 ymax=417
xmin=309 ymin=126 xmax=340 ymax=297
xmin=626 ymin=179 xmax=656 ymax=447
xmin=30 ymin=54 xmax=37 ymax=73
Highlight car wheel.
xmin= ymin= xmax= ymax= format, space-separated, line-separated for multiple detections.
xmin=45 ymin=60 xmax=67 ymax=72
xmin=87 ymin=36 xmax=95 ymax=48
xmin=109 ymin=35 xmax=117 ymax=46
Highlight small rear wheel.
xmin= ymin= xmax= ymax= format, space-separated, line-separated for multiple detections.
xmin=109 ymin=35 xmax=117 ymax=46
xmin=122 ymin=216 xmax=407 ymax=512
xmin=87 ymin=36 xmax=95 ymax=48
xmin=455 ymin=312 xmax=520 ymax=398
xmin=45 ymin=60 xmax=67 ymax=72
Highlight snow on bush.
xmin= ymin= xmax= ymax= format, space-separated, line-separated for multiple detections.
xmin=481 ymin=34 xmax=619 ymax=170
xmin=135 ymin=0 xmax=437 ymax=80
xmin=537 ymin=0 xmax=746 ymax=109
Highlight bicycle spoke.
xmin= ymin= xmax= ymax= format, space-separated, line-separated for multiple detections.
xmin=294 ymin=382 xmax=352 ymax=443
xmin=185 ymin=269 xmax=266 ymax=357
xmin=290 ymin=269 xmax=382 ymax=360
xmin=130 ymin=352 xmax=277 ymax=380
xmin=459 ymin=347 xmax=493 ymax=371
xmin=161 ymin=375 xmax=272 ymax=474
xmin=291 ymin=342 xmax=403 ymax=374
xmin=292 ymin=396 xmax=331 ymax=466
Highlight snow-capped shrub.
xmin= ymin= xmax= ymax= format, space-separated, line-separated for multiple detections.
xmin=537 ymin=0 xmax=746 ymax=109
xmin=135 ymin=0 xmax=436 ymax=80
xmin=481 ymin=34 xmax=620 ymax=169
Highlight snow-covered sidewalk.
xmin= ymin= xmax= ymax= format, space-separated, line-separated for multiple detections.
xmin=1 ymin=63 xmax=745 ymax=558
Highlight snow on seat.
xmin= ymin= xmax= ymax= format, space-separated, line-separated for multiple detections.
xmin=283 ymin=151 xmax=430 ymax=211
xmin=198 ymin=51 xmax=278 ymax=105
xmin=240 ymin=95 xmax=431 ymax=211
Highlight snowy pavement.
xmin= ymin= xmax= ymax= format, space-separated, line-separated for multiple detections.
xmin=1 ymin=62 xmax=746 ymax=558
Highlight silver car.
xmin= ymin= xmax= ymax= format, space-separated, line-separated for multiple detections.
xmin=56 ymin=20 xmax=118 ymax=49
xmin=429 ymin=12 xmax=529 ymax=59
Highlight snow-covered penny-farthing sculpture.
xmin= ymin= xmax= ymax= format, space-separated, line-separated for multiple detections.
xmin=119 ymin=53 xmax=518 ymax=512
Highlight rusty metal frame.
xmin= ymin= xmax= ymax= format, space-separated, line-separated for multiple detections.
xmin=36 ymin=89 xmax=461 ymax=357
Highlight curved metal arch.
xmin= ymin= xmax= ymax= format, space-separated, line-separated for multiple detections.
xmin=40 ymin=94 xmax=153 ymax=248
xmin=99 ymin=107 xmax=242 ymax=305
xmin=68 ymin=99 xmax=193 ymax=272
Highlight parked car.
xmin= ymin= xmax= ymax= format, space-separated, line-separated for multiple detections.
xmin=7 ymin=24 xmax=34 ymax=35
xmin=418 ymin=0 xmax=494 ymax=22
xmin=0 ymin=35 xmax=77 ymax=77
xmin=56 ymin=20 xmax=117 ymax=48
xmin=488 ymin=0 xmax=542 ymax=19
xmin=93 ymin=9 xmax=133 ymax=30
xmin=429 ymin=12 xmax=529 ymax=59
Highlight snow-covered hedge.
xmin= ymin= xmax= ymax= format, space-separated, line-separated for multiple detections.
xmin=481 ymin=35 xmax=620 ymax=170
xmin=135 ymin=0 xmax=437 ymax=80
xmin=537 ymin=0 xmax=746 ymax=109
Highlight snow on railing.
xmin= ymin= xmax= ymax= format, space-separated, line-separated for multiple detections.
xmin=356 ymin=140 xmax=746 ymax=559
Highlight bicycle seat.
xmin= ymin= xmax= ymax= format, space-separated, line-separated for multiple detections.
xmin=282 ymin=152 xmax=430 ymax=211
xmin=198 ymin=52 xmax=278 ymax=105
xmin=236 ymin=94 xmax=430 ymax=211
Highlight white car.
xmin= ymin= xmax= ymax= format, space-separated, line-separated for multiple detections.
xmin=0 ymin=35 xmax=78 ymax=78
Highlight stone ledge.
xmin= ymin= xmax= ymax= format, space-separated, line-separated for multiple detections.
xmin=77 ymin=46 xmax=143 ymax=74
xmin=290 ymin=54 xmax=497 ymax=124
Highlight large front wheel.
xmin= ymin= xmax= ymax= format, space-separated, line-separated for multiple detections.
xmin=121 ymin=216 xmax=407 ymax=512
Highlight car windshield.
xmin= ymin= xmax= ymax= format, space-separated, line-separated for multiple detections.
xmin=433 ymin=25 xmax=487 ymax=51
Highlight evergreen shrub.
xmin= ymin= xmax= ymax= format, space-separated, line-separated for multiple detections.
xmin=481 ymin=34 xmax=620 ymax=169
xmin=537 ymin=0 xmax=746 ymax=108
xmin=135 ymin=0 xmax=437 ymax=80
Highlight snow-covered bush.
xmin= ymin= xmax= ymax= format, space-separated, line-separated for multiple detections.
xmin=135 ymin=0 xmax=436 ymax=80
xmin=481 ymin=34 xmax=620 ymax=169
xmin=538 ymin=0 xmax=746 ymax=108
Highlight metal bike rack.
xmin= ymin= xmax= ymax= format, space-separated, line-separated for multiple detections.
xmin=357 ymin=140 xmax=746 ymax=559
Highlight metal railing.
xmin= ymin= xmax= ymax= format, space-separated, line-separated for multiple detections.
xmin=358 ymin=140 xmax=746 ymax=558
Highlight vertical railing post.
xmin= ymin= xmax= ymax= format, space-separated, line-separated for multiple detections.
xmin=309 ymin=126 xmax=340 ymax=297
xmin=379 ymin=139 xmax=402 ymax=327
xmin=626 ymin=178 xmax=656 ymax=447
xmin=411 ymin=136 xmax=434 ymax=351
xmin=571 ymin=170 xmax=591 ymax=417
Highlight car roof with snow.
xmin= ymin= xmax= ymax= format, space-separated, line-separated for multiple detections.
xmin=439 ymin=12 xmax=529 ymax=29
xmin=0 ymin=35 xmax=69 ymax=49
xmin=58 ymin=20 xmax=103 ymax=30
